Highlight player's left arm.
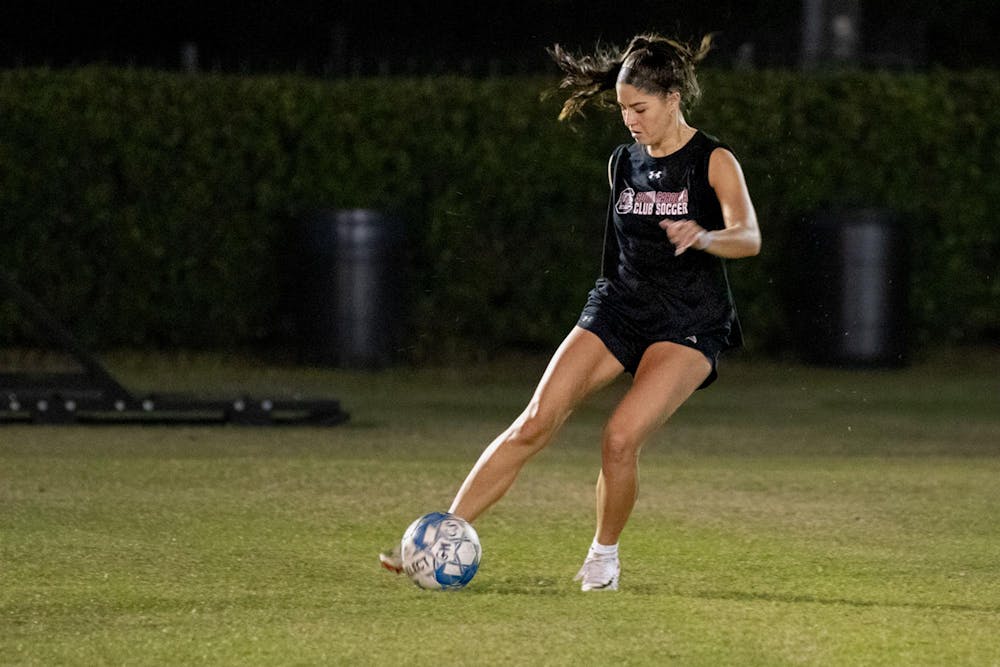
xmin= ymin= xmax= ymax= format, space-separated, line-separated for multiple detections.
xmin=662 ymin=148 xmax=761 ymax=258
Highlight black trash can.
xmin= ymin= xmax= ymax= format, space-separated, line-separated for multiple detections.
xmin=297 ymin=209 xmax=405 ymax=368
xmin=794 ymin=207 xmax=909 ymax=367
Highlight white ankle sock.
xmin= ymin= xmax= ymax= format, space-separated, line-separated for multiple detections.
xmin=589 ymin=539 xmax=618 ymax=558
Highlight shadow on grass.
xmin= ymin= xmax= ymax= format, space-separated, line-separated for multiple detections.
xmin=468 ymin=579 xmax=565 ymax=596
xmin=461 ymin=583 xmax=1000 ymax=612
xmin=637 ymin=587 xmax=1000 ymax=614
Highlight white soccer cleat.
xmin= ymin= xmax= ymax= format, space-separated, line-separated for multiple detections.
xmin=379 ymin=546 xmax=404 ymax=574
xmin=574 ymin=554 xmax=620 ymax=591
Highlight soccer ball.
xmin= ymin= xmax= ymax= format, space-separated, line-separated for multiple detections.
xmin=400 ymin=511 xmax=481 ymax=590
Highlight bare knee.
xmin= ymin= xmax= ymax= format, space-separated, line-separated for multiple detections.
xmin=504 ymin=404 xmax=566 ymax=454
xmin=601 ymin=421 xmax=644 ymax=471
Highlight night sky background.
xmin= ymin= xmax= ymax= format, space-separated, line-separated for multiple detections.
xmin=2 ymin=1 xmax=998 ymax=75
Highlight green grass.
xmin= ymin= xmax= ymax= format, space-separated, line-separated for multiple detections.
xmin=2 ymin=349 xmax=1000 ymax=665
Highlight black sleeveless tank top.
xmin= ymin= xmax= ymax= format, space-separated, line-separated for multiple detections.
xmin=591 ymin=131 xmax=742 ymax=346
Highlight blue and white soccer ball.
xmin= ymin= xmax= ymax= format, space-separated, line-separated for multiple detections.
xmin=400 ymin=512 xmax=481 ymax=590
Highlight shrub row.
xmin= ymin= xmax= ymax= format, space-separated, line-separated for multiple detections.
xmin=0 ymin=67 xmax=997 ymax=358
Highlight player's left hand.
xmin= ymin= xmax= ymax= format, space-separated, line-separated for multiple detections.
xmin=660 ymin=219 xmax=709 ymax=256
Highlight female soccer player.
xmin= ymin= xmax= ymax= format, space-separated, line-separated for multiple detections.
xmin=383 ymin=33 xmax=760 ymax=591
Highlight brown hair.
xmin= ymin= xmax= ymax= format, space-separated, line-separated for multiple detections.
xmin=548 ymin=33 xmax=714 ymax=121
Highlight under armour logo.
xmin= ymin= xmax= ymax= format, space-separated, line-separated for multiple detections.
xmin=685 ymin=335 xmax=698 ymax=344
xmin=648 ymin=170 xmax=663 ymax=180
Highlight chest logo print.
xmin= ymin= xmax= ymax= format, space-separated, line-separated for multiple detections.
xmin=615 ymin=187 xmax=636 ymax=214
xmin=616 ymin=187 xmax=689 ymax=216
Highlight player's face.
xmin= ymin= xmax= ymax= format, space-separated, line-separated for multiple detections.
xmin=615 ymin=83 xmax=677 ymax=146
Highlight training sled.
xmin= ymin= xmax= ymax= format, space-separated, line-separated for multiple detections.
xmin=0 ymin=270 xmax=348 ymax=426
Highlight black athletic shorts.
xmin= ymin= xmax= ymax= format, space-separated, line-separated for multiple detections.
xmin=577 ymin=301 xmax=730 ymax=390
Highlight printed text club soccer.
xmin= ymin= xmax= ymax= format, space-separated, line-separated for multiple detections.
xmin=615 ymin=187 xmax=689 ymax=217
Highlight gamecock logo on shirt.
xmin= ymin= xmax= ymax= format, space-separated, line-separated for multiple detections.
xmin=615 ymin=187 xmax=636 ymax=214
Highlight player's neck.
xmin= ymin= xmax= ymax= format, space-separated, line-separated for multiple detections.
xmin=645 ymin=120 xmax=696 ymax=158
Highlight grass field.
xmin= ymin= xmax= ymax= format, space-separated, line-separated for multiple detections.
xmin=2 ymin=348 xmax=1000 ymax=665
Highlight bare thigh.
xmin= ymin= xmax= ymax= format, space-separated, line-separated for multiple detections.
xmin=447 ymin=327 xmax=625 ymax=520
xmin=526 ymin=326 xmax=626 ymax=426
xmin=604 ymin=340 xmax=712 ymax=449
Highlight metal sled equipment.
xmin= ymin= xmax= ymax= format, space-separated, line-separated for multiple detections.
xmin=0 ymin=270 xmax=348 ymax=426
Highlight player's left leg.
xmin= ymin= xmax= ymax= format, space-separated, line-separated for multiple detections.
xmin=597 ymin=341 xmax=710 ymax=544
xmin=576 ymin=341 xmax=710 ymax=590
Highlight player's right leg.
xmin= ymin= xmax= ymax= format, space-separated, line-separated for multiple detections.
xmin=449 ymin=327 xmax=624 ymax=521
xmin=447 ymin=326 xmax=624 ymax=522
xmin=380 ymin=327 xmax=623 ymax=574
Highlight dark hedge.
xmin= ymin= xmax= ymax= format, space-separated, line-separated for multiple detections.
xmin=0 ymin=67 xmax=997 ymax=359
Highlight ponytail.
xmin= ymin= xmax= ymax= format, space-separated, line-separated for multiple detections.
xmin=549 ymin=32 xmax=715 ymax=121
xmin=547 ymin=43 xmax=625 ymax=121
